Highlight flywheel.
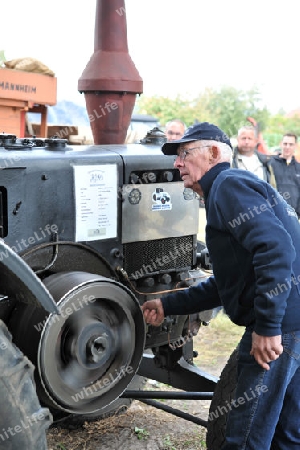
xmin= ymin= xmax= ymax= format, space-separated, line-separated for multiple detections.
xmin=9 ymin=271 xmax=145 ymax=415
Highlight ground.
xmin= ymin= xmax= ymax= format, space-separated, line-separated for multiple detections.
xmin=46 ymin=312 xmax=244 ymax=450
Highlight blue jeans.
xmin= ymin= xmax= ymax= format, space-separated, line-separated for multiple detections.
xmin=221 ymin=328 xmax=300 ymax=450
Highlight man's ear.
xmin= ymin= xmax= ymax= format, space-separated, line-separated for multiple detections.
xmin=210 ymin=145 xmax=221 ymax=161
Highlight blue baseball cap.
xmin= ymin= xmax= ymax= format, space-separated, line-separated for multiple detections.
xmin=162 ymin=122 xmax=232 ymax=155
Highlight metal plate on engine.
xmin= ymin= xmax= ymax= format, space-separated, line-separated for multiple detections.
xmin=122 ymin=182 xmax=199 ymax=243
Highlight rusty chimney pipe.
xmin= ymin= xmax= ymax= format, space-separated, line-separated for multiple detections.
xmin=78 ymin=0 xmax=143 ymax=144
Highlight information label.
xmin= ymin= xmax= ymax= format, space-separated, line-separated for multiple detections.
xmin=74 ymin=164 xmax=118 ymax=241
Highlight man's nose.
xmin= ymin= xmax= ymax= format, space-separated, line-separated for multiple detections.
xmin=174 ymin=156 xmax=183 ymax=168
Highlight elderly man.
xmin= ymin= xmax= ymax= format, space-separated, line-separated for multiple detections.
xmin=142 ymin=122 xmax=300 ymax=450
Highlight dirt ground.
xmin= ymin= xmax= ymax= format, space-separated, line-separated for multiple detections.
xmin=46 ymin=313 xmax=244 ymax=450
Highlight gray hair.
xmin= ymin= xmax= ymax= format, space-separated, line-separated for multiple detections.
xmin=197 ymin=139 xmax=232 ymax=163
xmin=237 ymin=125 xmax=256 ymax=136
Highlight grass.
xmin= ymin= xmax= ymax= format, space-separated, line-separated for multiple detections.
xmin=134 ymin=426 xmax=150 ymax=440
xmin=163 ymin=435 xmax=176 ymax=449
xmin=193 ymin=310 xmax=244 ymax=377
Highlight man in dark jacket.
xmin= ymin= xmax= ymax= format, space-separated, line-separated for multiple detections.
xmin=232 ymin=125 xmax=276 ymax=187
xmin=270 ymin=133 xmax=300 ymax=217
xmin=142 ymin=122 xmax=300 ymax=450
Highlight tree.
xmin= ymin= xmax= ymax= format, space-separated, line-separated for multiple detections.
xmin=135 ymin=85 xmax=270 ymax=138
xmin=194 ymin=86 xmax=270 ymax=137
xmin=134 ymin=95 xmax=192 ymax=126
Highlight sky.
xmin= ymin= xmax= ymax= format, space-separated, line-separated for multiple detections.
xmin=1 ymin=0 xmax=300 ymax=114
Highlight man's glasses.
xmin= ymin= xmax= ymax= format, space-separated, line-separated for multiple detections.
xmin=177 ymin=145 xmax=210 ymax=161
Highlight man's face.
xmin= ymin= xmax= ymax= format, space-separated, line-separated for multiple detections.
xmin=166 ymin=123 xmax=185 ymax=141
xmin=281 ymin=136 xmax=297 ymax=160
xmin=237 ymin=130 xmax=257 ymax=156
xmin=174 ymin=141 xmax=212 ymax=192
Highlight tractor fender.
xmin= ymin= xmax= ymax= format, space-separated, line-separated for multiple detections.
xmin=0 ymin=239 xmax=59 ymax=314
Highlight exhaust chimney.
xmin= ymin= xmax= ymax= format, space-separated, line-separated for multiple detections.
xmin=78 ymin=0 xmax=143 ymax=144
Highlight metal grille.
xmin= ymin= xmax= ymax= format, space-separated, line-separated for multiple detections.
xmin=123 ymin=235 xmax=194 ymax=280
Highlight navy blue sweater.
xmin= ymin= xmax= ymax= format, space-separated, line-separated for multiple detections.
xmin=162 ymin=163 xmax=300 ymax=336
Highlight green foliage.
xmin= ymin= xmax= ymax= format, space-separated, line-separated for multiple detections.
xmin=134 ymin=426 xmax=149 ymax=440
xmin=163 ymin=435 xmax=176 ymax=449
xmin=135 ymin=85 xmax=271 ymax=137
xmin=262 ymin=132 xmax=282 ymax=150
xmin=197 ymin=85 xmax=270 ymax=137
xmin=135 ymin=94 xmax=193 ymax=127
xmin=267 ymin=114 xmax=300 ymax=136
xmin=261 ymin=114 xmax=300 ymax=150
xmin=135 ymin=85 xmax=300 ymax=143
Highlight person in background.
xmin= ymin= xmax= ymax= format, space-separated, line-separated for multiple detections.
xmin=270 ymin=133 xmax=300 ymax=218
xmin=232 ymin=125 xmax=276 ymax=187
xmin=165 ymin=119 xmax=186 ymax=142
xmin=142 ymin=122 xmax=300 ymax=449
xmin=246 ymin=116 xmax=269 ymax=154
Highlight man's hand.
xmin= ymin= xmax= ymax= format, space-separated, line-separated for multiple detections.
xmin=247 ymin=117 xmax=257 ymax=127
xmin=141 ymin=299 xmax=165 ymax=326
xmin=250 ymin=332 xmax=283 ymax=370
